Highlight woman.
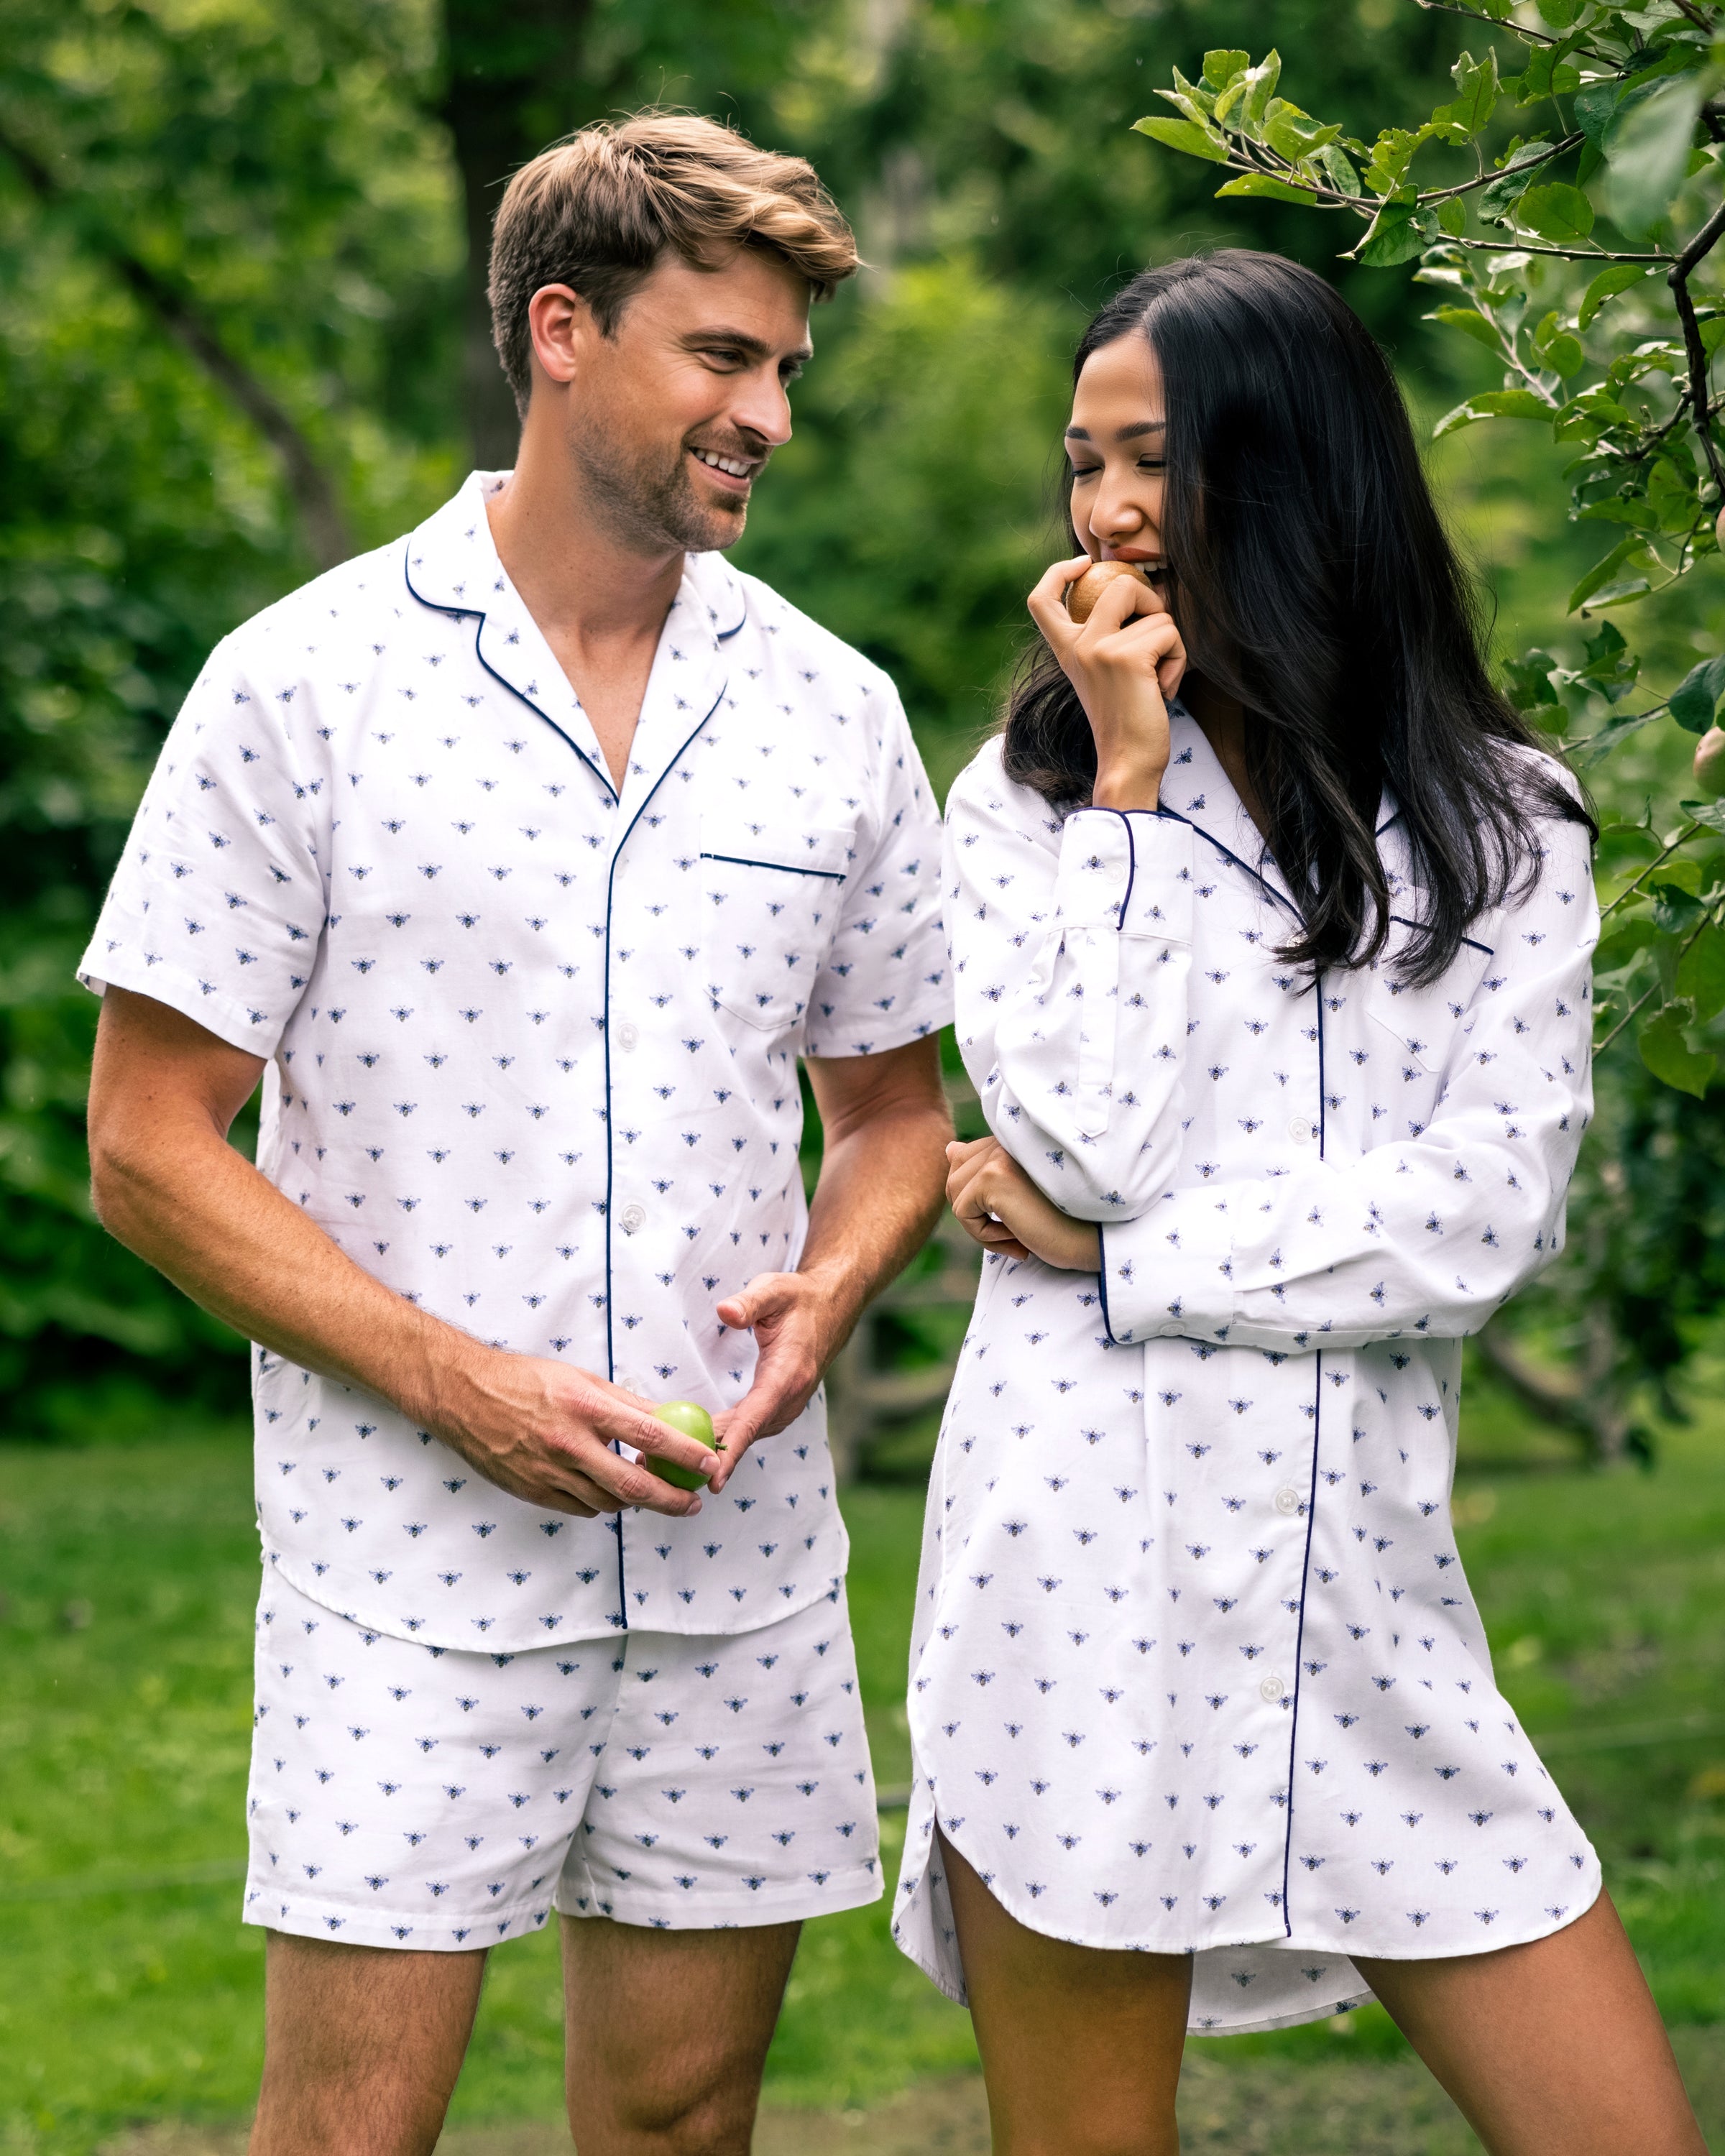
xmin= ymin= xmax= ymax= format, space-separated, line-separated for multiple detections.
xmin=892 ymin=251 xmax=1703 ymax=2155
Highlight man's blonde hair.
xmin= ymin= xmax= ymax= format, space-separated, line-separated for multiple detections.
xmin=487 ymin=111 xmax=859 ymax=414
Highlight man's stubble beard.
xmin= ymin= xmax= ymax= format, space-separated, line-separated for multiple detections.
xmin=569 ymin=407 xmax=748 ymax=558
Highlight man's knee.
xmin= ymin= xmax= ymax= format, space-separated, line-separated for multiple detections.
xmin=571 ymin=2040 xmax=763 ymax=2155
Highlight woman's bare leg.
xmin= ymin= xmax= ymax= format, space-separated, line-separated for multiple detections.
xmin=939 ymin=1829 xmax=1192 ymax=2156
xmin=1356 ymin=1889 xmax=1705 ymax=2156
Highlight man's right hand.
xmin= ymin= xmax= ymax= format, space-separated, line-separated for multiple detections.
xmin=87 ymin=989 xmax=716 ymax=1525
xmin=434 ymin=1350 xmax=717 ymax=1518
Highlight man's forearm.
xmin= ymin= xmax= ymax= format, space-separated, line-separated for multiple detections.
xmin=85 ymin=990 xmax=713 ymax=1516
xmin=797 ymin=1096 xmax=952 ymax=1347
xmin=92 ymin=1100 xmax=483 ymax=1436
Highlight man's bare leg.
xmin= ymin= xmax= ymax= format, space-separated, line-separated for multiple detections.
xmin=561 ymin=1916 xmax=801 ymax=2155
xmin=248 ymin=1931 xmax=487 ymax=2156
xmin=1357 ymin=1889 xmax=1706 ymax=2156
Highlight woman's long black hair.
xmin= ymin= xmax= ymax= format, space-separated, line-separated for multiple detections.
xmin=1003 ymin=249 xmax=1592 ymax=985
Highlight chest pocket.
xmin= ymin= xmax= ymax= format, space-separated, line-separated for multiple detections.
xmin=698 ymin=817 xmax=852 ymax=1032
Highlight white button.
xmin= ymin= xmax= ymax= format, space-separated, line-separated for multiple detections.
xmin=1274 ymin=1485 xmax=1301 ymax=1516
xmin=1288 ymin=1115 xmax=1316 ymax=1145
xmin=619 ymin=1203 xmax=646 ymax=1235
xmin=1259 ymin=1674 xmax=1286 ymax=1703
xmin=1105 ymin=862 xmax=1127 ymax=888
xmin=617 ymin=1021 xmax=639 ymax=1051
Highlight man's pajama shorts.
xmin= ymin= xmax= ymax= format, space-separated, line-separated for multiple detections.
xmin=244 ymin=1569 xmax=881 ymax=1950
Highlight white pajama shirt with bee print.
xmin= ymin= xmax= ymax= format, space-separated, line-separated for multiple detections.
xmin=893 ymin=711 xmax=1601 ymax=2035
xmin=79 ymin=469 xmax=951 ymax=1948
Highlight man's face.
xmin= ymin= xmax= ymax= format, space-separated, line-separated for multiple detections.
xmin=550 ymin=247 xmax=814 ymax=557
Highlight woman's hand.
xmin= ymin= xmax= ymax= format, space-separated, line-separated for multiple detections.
xmin=1026 ymin=554 xmax=1187 ymax=811
xmin=947 ymin=1137 xmax=1098 ymax=1272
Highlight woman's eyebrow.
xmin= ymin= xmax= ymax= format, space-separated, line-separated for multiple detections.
xmin=1062 ymin=420 xmax=1167 ymax=443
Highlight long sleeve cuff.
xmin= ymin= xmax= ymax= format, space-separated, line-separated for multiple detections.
xmin=1054 ymin=808 xmax=1193 ymax=940
xmin=1098 ymin=1185 xmax=1239 ymax=1345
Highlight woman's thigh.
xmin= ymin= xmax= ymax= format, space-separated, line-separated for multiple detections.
xmin=939 ymin=1830 xmax=1192 ymax=2156
xmin=1355 ymin=1889 xmax=1705 ymax=2156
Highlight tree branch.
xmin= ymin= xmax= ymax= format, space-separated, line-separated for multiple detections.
xmin=1668 ymin=198 xmax=1725 ymax=497
xmin=0 ymin=122 xmax=353 ymax=571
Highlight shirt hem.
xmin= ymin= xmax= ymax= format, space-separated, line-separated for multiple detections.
xmin=266 ymin=1545 xmax=851 ymax=1651
xmin=78 ymin=943 xmax=286 ymax=1059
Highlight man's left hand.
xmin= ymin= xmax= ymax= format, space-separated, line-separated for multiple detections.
xmin=708 ymin=1270 xmax=849 ymax=1491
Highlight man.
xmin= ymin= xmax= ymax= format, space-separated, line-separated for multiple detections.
xmin=83 ymin=112 xmax=952 ymax=2155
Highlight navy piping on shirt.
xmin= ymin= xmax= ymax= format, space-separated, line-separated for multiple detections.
xmin=402 ymin=538 xmax=745 ymax=1630
xmin=1153 ymin=804 xmax=1307 ymax=928
xmin=402 ymin=548 xmax=620 ymax=807
xmin=698 ymin=852 xmax=846 ymax=881
xmin=1388 ymin=913 xmax=1494 ymax=959
xmin=1279 ymin=1350 xmax=1327 ymax=1934
xmin=601 ymin=678 xmax=732 ymax=1625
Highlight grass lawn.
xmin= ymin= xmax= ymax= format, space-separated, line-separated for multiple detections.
xmin=4 ymin=1370 xmax=1725 ymax=2151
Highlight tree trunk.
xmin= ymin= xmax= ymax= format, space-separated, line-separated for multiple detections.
xmin=1474 ymin=1309 xmax=1634 ymax=1465
xmin=440 ymin=0 xmax=598 ymax=472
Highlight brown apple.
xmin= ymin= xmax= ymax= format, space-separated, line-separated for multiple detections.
xmin=1065 ymin=558 xmax=1154 ymax=625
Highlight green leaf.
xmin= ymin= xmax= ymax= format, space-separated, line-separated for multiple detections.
xmin=1437 ymin=197 xmax=1467 ymax=236
xmin=1576 ymin=617 xmax=1640 ymax=702
xmin=1676 ymin=926 xmax=1725 ymax=1021
xmin=1430 ymin=49 xmax=1499 ymax=143
xmin=1317 ymin=143 xmax=1362 ymax=197
xmin=1215 ymin=173 xmax=1319 ymax=204
xmin=1516 ymin=182 xmax=1595 ymax=245
xmin=1169 ymin=66 xmax=1218 ymax=116
xmin=1434 ymin=391 xmax=1552 ymax=438
xmin=1352 ymin=200 xmax=1435 ymax=267
xmin=1264 ymin=101 xmax=1343 ymax=163
xmin=1595 ymin=917 xmax=1660 ymax=970
xmin=1545 ymin=332 xmax=1585 ymax=378
xmin=1638 ymin=1004 xmax=1716 ymax=1095
xmin=1583 ymin=576 xmax=1654 ymax=610
xmin=1573 ymin=81 xmax=1625 ymax=150
xmin=1569 ymin=537 xmax=1653 ymax=611
xmin=1132 ymin=116 xmax=1232 ymax=164
xmin=1650 ymin=857 xmax=1705 ymax=900
xmin=1202 ymin=49 xmax=1251 ymax=90
xmin=1425 ymin=305 xmax=1503 ymax=352
xmin=1476 ymin=388 xmax=1555 ymax=418
xmin=1535 ymin=0 xmax=1581 ymax=23
xmin=1517 ymin=47 xmax=1583 ymax=103
xmin=1670 ymin=655 xmax=1725 ymax=733
xmin=1241 ymin=52 xmax=1283 ymax=129
xmin=1681 ymin=798 xmax=1725 ymax=835
xmin=1504 ymin=649 xmax=1560 ymax=709
xmin=1604 ymin=75 xmax=1706 ymax=236
xmin=1578 ymin=262 xmax=1653 ymax=328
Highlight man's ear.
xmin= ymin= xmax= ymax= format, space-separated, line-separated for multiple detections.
xmin=525 ymin=282 xmax=597 ymax=392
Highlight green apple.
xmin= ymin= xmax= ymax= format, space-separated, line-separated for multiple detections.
xmin=646 ymin=1399 xmax=719 ymax=1491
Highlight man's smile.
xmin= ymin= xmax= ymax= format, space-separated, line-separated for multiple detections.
xmin=690 ymin=444 xmax=760 ymax=490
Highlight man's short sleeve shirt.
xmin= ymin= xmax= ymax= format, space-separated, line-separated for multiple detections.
xmin=80 ymin=471 xmax=951 ymax=1647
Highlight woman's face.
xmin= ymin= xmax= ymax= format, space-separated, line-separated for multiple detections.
xmin=1065 ymin=333 xmax=1167 ymax=576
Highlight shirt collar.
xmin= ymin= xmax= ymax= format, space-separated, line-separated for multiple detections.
xmin=402 ymin=471 xmax=745 ymax=807
xmin=1156 ymin=702 xmax=1397 ymax=929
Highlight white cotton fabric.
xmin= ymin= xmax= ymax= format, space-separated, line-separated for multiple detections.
xmin=247 ymin=1567 xmax=879 ymax=1948
xmin=893 ymin=712 xmax=1602 ymax=2035
xmin=78 ymin=471 xmax=949 ymax=1651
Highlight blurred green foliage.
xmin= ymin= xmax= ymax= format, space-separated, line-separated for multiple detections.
xmin=0 ymin=0 xmax=1701 ymax=1435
